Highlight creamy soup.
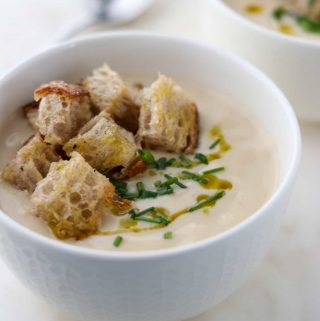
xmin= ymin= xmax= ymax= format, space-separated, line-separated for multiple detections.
xmin=0 ymin=78 xmax=278 ymax=252
xmin=225 ymin=0 xmax=320 ymax=41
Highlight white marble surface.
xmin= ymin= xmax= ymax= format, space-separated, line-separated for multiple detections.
xmin=0 ymin=0 xmax=319 ymax=320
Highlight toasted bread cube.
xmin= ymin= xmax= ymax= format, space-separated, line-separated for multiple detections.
xmin=63 ymin=111 xmax=144 ymax=177
xmin=34 ymin=81 xmax=92 ymax=145
xmin=1 ymin=133 xmax=60 ymax=192
xmin=23 ymin=101 xmax=39 ymax=131
xmin=83 ymin=64 xmax=140 ymax=133
xmin=31 ymin=152 xmax=131 ymax=240
xmin=137 ymin=74 xmax=198 ymax=154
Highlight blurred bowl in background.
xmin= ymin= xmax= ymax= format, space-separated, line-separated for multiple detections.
xmin=209 ymin=0 xmax=320 ymax=122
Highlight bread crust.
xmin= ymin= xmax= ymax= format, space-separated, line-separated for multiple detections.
xmin=34 ymin=80 xmax=89 ymax=101
xmin=137 ymin=74 xmax=199 ymax=154
xmin=34 ymin=81 xmax=93 ymax=145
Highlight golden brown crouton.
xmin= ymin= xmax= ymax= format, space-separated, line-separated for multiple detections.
xmin=137 ymin=74 xmax=199 ymax=154
xmin=31 ymin=152 xmax=131 ymax=240
xmin=34 ymin=81 xmax=92 ymax=145
xmin=23 ymin=101 xmax=39 ymax=130
xmin=63 ymin=111 xmax=145 ymax=178
xmin=1 ymin=133 xmax=60 ymax=192
xmin=82 ymin=64 xmax=140 ymax=133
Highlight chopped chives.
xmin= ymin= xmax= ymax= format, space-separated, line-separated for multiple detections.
xmin=156 ymin=157 xmax=167 ymax=170
xmin=163 ymin=231 xmax=173 ymax=239
xmin=113 ymin=236 xmax=123 ymax=247
xmin=181 ymin=171 xmax=209 ymax=185
xmin=203 ymin=166 xmax=225 ymax=175
xmin=166 ymin=158 xmax=177 ymax=166
xmin=154 ymin=180 xmax=162 ymax=188
xmin=209 ymin=138 xmax=221 ymax=150
xmin=134 ymin=215 xmax=170 ymax=225
xmin=179 ymin=155 xmax=193 ymax=168
xmin=188 ymin=191 xmax=225 ymax=212
xmin=156 ymin=186 xmax=174 ymax=196
xmin=142 ymin=190 xmax=158 ymax=198
xmin=130 ymin=207 xmax=156 ymax=218
xmin=194 ymin=153 xmax=208 ymax=164
xmin=162 ymin=175 xmax=178 ymax=187
xmin=139 ymin=149 xmax=156 ymax=165
xmin=164 ymin=174 xmax=187 ymax=189
xmin=136 ymin=182 xmax=145 ymax=196
xmin=136 ymin=182 xmax=157 ymax=199
xmin=122 ymin=192 xmax=139 ymax=200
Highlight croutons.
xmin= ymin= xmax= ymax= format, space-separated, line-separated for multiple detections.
xmin=1 ymin=133 xmax=60 ymax=192
xmin=82 ymin=64 xmax=140 ymax=133
xmin=31 ymin=152 xmax=131 ymax=240
xmin=23 ymin=101 xmax=39 ymax=130
xmin=63 ymin=111 xmax=145 ymax=177
xmin=137 ymin=74 xmax=198 ymax=154
xmin=34 ymin=81 xmax=92 ymax=145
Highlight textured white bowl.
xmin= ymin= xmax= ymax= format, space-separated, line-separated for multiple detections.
xmin=0 ymin=32 xmax=300 ymax=321
xmin=209 ymin=0 xmax=320 ymax=122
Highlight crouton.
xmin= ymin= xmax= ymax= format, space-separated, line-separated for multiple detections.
xmin=137 ymin=74 xmax=199 ymax=154
xmin=31 ymin=152 xmax=131 ymax=240
xmin=1 ymin=133 xmax=60 ymax=192
xmin=34 ymin=81 xmax=92 ymax=145
xmin=63 ymin=111 xmax=145 ymax=178
xmin=82 ymin=64 xmax=140 ymax=133
xmin=23 ymin=101 xmax=39 ymax=130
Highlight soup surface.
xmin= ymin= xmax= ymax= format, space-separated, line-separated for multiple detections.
xmin=0 ymin=77 xmax=278 ymax=252
xmin=225 ymin=0 xmax=320 ymax=41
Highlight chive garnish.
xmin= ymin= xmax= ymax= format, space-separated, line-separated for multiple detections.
xmin=181 ymin=171 xmax=209 ymax=185
xmin=113 ymin=236 xmax=123 ymax=247
xmin=130 ymin=207 xmax=156 ymax=219
xmin=156 ymin=186 xmax=174 ymax=196
xmin=166 ymin=158 xmax=177 ymax=166
xmin=163 ymin=231 xmax=173 ymax=239
xmin=139 ymin=149 xmax=156 ymax=165
xmin=122 ymin=192 xmax=139 ymax=200
xmin=134 ymin=215 xmax=170 ymax=225
xmin=179 ymin=155 xmax=193 ymax=168
xmin=136 ymin=182 xmax=158 ymax=199
xmin=154 ymin=180 xmax=162 ymax=188
xmin=111 ymin=179 xmax=128 ymax=196
xmin=156 ymin=157 xmax=167 ymax=170
xmin=194 ymin=153 xmax=208 ymax=164
xmin=209 ymin=138 xmax=221 ymax=150
xmin=188 ymin=191 xmax=225 ymax=212
xmin=164 ymin=174 xmax=187 ymax=188
xmin=203 ymin=166 xmax=225 ymax=175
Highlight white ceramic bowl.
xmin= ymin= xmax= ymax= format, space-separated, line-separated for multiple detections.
xmin=209 ymin=0 xmax=320 ymax=122
xmin=0 ymin=32 xmax=300 ymax=321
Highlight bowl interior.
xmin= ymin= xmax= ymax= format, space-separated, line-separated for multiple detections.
xmin=0 ymin=32 xmax=300 ymax=251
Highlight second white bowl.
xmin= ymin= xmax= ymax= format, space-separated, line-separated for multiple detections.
xmin=209 ymin=0 xmax=320 ymax=121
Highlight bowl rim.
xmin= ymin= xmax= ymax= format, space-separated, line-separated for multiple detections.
xmin=0 ymin=31 xmax=301 ymax=261
xmin=211 ymin=0 xmax=320 ymax=48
